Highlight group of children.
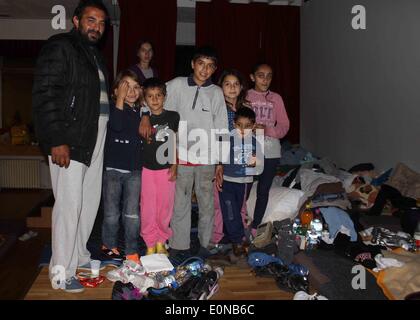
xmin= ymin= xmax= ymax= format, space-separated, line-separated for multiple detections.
xmin=101 ymin=45 xmax=290 ymax=266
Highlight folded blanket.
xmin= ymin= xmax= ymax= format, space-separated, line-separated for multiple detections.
xmin=376 ymin=249 xmax=420 ymax=300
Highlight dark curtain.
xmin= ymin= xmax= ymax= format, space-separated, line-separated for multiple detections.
xmin=117 ymin=0 xmax=177 ymax=82
xmin=196 ymin=0 xmax=300 ymax=143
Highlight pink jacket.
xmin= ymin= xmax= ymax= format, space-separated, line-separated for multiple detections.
xmin=246 ymin=89 xmax=290 ymax=139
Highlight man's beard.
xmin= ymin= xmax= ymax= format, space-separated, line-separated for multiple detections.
xmin=78 ymin=28 xmax=102 ymax=45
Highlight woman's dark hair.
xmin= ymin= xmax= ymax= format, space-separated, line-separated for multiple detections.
xmin=73 ymin=0 xmax=109 ymax=21
xmin=136 ymin=39 xmax=154 ymax=53
xmin=251 ymin=62 xmax=273 ymax=74
xmin=142 ymin=77 xmax=167 ymax=96
xmin=234 ymin=106 xmax=256 ymax=124
xmin=111 ymin=69 xmax=141 ymax=102
xmin=218 ymin=69 xmax=249 ymax=110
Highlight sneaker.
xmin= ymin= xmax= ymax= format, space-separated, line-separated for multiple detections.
xmin=232 ymin=243 xmax=247 ymax=257
xmin=112 ymin=281 xmax=143 ymax=300
xmin=63 ymin=276 xmax=85 ymax=293
xmin=293 ymin=291 xmax=328 ymax=300
xmin=156 ymin=243 xmax=168 ymax=256
xmin=106 ymin=259 xmax=145 ymax=283
xmin=146 ymin=246 xmax=156 ymax=255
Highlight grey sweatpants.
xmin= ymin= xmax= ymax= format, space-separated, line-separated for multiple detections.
xmin=49 ymin=115 xmax=107 ymax=282
xmin=169 ymin=165 xmax=215 ymax=250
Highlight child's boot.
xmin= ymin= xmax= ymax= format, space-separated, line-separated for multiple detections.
xmin=146 ymin=246 xmax=156 ymax=255
xmin=156 ymin=242 xmax=168 ymax=256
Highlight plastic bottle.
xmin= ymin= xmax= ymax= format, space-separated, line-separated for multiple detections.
xmin=300 ymin=203 xmax=313 ymax=229
xmin=292 ymin=218 xmax=301 ymax=234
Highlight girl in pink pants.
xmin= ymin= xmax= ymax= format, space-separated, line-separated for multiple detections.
xmin=140 ymin=78 xmax=179 ymax=255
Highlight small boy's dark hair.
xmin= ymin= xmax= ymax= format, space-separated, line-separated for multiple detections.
xmin=143 ymin=77 xmax=167 ymax=96
xmin=111 ymin=69 xmax=141 ymax=101
xmin=234 ymin=107 xmax=256 ymax=124
xmin=192 ymin=46 xmax=218 ymax=65
xmin=73 ymin=0 xmax=109 ymax=21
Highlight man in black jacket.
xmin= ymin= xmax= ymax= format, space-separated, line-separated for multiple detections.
xmin=32 ymin=0 xmax=110 ymax=293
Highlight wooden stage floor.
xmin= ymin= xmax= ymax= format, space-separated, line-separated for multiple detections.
xmin=25 ymin=265 xmax=294 ymax=300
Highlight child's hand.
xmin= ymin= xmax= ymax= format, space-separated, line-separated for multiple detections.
xmin=248 ymin=156 xmax=257 ymax=167
xmin=115 ymin=81 xmax=129 ymax=110
xmin=254 ymin=123 xmax=266 ymax=132
xmin=215 ymin=165 xmax=224 ymax=192
xmin=168 ymin=164 xmax=177 ymax=181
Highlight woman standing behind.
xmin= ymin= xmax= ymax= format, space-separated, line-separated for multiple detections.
xmin=129 ymin=40 xmax=159 ymax=85
xmin=247 ymin=63 xmax=290 ymax=236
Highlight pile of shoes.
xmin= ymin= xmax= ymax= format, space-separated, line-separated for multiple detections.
xmin=111 ymin=257 xmax=224 ymax=300
xmin=248 ymin=252 xmax=309 ymax=293
xmin=145 ymin=266 xmax=223 ymax=300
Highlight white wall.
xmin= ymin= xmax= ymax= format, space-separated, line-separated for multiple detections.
xmin=301 ymin=0 xmax=420 ymax=172
xmin=0 ymin=19 xmax=72 ymax=40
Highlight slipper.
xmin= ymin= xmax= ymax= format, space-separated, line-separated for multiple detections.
xmin=19 ymin=230 xmax=38 ymax=241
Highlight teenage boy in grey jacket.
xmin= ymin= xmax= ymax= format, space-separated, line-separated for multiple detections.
xmin=140 ymin=46 xmax=228 ymax=257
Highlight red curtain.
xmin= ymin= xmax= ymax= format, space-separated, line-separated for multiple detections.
xmin=196 ymin=1 xmax=300 ymax=143
xmin=117 ymin=0 xmax=177 ymax=82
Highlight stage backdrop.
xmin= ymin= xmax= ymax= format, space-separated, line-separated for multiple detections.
xmin=196 ymin=0 xmax=300 ymax=143
xmin=117 ymin=0 xmax=177 ymax=82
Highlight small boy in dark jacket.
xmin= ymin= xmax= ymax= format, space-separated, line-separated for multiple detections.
xmin=219 ymin=107 xmax=262 ymax=256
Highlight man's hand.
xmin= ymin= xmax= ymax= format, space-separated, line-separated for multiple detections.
xmin=139 ymin=115 xmax=152 ymax=141
xmin=51 ymin=145 xmax=70 ymax=168
xmin=215 ymin=165 xmax=224 ymax=192
xmin=168 ymin=164 xmax=177 ymax=182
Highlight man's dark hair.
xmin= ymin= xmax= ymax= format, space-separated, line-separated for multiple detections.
xmin=234 ymin=107 xmax=256 ymax=124
xmin=73 ymin=0 xmax=109 ymax=21
xmin=192 ymin=46 xmax=218 ymax=65
xmin=143 ymin=77 xmax=167 ymax=96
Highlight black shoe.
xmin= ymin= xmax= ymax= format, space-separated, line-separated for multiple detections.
xmin=275 ymin=273 xmax=309 ymax=293
xmin=188 ymin=271 xmax=220 ymax=300
xmin=101 ymin=248 xmax=123 ymax=261
xmin=232 ymin=243 xmax=247 ymax=257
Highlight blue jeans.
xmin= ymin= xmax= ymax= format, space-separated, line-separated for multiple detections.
xmin=102 ymin=169 xmax=141 ymax=255
xmin=219 ymin=181 xmax=247 ymax=244
xmin=252 ymin=158 xmax=279 ymax=229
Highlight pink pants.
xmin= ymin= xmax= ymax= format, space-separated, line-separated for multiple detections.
xmin=211 ymin=182 xmax=249 ymax=244
xmin=140 ymin=167 xmax=175 ymax=248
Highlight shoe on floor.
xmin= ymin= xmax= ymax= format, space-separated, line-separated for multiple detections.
xmin=156 ymin=242 xmax=168 ymax=256
xmin=106 ymin=259 xmax=145 ymax=283
xmin=293 ymin=291 xmax=328 ymax=300
xmin=146 ymin=246 xmax=156 ymax=255
xmin=63 ymin=276 xmax=85 ymax=293
xmin=232 ymin=243 xmax=247 ymax=257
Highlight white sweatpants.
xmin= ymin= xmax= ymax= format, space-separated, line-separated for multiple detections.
xmin=48 ymin=115 xmax=107 ymax=282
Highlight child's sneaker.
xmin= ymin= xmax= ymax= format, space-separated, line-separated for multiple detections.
xmin=156 ymin=243 xmax=168 ymax=256
xmin=146 ymin=246 xmax=156 ymax=255
xmin=106 ymin=259 xmax=145 ymax=283
xmin=63 ymin=276 xmax=85 ymax=293
xmin=112 ymin=281 xmax=143 ymax=300
xmin=293 ymin=291 xmax=328 ymax=300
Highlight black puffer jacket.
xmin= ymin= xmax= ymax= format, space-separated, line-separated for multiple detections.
xmin=32 ymin=29 xmax=109 ymax=166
